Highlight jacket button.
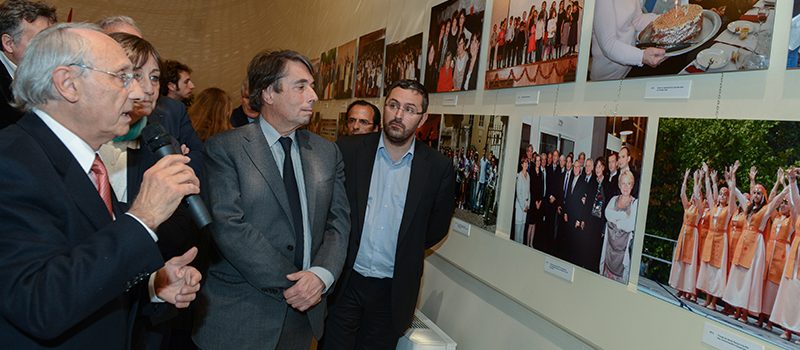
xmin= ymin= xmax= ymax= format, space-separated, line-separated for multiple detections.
xmin=287 ymin=245 xmax=294 ymax=251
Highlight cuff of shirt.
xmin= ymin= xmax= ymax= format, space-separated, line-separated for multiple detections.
xmin=307 ymin=266 xmax=334 ymax=294
xmin=125 ymin=212 xmax=158 ymax=242
xmin=148 ymin=272 xmax=165 ymax=303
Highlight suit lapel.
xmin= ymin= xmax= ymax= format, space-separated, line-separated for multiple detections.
xmin=354 ymin=134 xmax=379 ymax=244
xmin=241 ymin=124 xmax=294 ymax=224
xmin=17 ymin=114 xmax=113 ymax=228
xmin=396 ymin=141 xmax=430 ymax=246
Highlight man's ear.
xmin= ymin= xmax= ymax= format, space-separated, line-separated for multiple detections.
xmin=168 ymin=82 xmax=177 ymax=93
xmin=262 ymin=85 xmax=275 ymax=106
xmin=417 ymin=113 xmax=428 ymax=130
xmin=52 ymin=66 xmax=80 ymax=103
xmin=1 ymin=33 xmax=15 ymax=56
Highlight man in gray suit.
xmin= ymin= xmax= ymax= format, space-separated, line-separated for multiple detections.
xmin=193 ymin=50 xmax=350 ymax=349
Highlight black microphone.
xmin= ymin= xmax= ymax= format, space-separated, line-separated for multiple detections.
xmin=141 ymin=122 xmax=212 ymax=228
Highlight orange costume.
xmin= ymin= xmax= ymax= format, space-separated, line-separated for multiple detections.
xmin=762 ymin=215 xmax=792 ymax=315
xmin=727 ymin=211 xmax=746 ymax=272
xmin=770 ymin=220 xmax=800 ymax=332
xmin=697 ymin=208 xmax=711 ymax=267
xmin=697 ymin=205 xmax=729 ymax=297
xmin=723 ymin=206 xmax=769 ymax=314
xmin=669 ymin=205 xmax=701 ymax=293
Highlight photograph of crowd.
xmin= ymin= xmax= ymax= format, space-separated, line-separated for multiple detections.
xmin=438 ymin=114 xmax=508 ymax=232
xmin=640 ymin=118 xmax=800 ymax=349
xmin=512 ymin=116 xmax=647 ymax=285
xmin=317 ymin=48 xmax=337 ymax=100
xmin=485 ymin=0 xmax=584 ymax=89
xmin=335 ymin=40 xmax=356 ymax=99
xmin=590 ymin=0 xmax=776 ymax=81
xmin=385 ymin=33 xmax=423 ymax=96
xmin=788 ymin=0 xmax=800 ymax=68
xmin=355 ymin=29 xmax=386 ymax=98
xmin=425 ymin=0 xmax=487 ymax=93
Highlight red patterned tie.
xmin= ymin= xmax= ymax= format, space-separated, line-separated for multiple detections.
xmin=91 ymin=154 xmax=113 ymax=217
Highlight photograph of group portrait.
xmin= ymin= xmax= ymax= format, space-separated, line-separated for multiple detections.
xmin=590 ymin=0 xmax=776 ymax=81
xmin=437 ymin=114 xmax=509 ymax=232
xmin=385 ymin=33 xmax=424 ymax=96
xmin=355 ymin=29 xmax=386 ymax=98
xmin=425 ymin=0 xmax=487 ymax=93
xmin=512 ymin=116 xmax=648 ymax=285
xmin=640 ymin=117 xmax=800 ymax=349
xmin=485 ymin=0 xmax=584 ymax=89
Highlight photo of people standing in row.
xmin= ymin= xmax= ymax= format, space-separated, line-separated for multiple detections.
xmin=425 ymin=0 xmax=486 ymax=93
xmin=385 ymin=33 xmax=423 ymax=96
xmin=437 ymin=114 xmax=508 ymax=232
xmin=513 ymin=116 xmax=647 ymax=284
xmin=355 ymin=29 xmax=386 ymax=98
xmin=641 ymin=118 xmax=800 ymax=348
xmin=486 ymin=0 xmax=584 ymax=88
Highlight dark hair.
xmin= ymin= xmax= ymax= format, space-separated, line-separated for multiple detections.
xmin=246 ymin=50 xmax=313 ymax=112
xmin=347 ymin=100 xmax=381 ymax=126
xmin=159 ymin=59 xmax=192 ymax=96
xmin=108 ymin=32 xmax=160 ymax=70
xmin=0 ymin=0 xmax=56 ymax=44
xmin=386 ymin=79 xmax=428 ymax=113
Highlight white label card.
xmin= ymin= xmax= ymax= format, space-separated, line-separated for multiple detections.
xmin=702 ymin=323 xmax=765 ymax=350
xmin=451 ymin=218 xmax=470 ymax=237
xmin=543 ymin=256 xmax=574 ymax=282
xmin=515 ymin=91 xmax=540 ymax=105
xmin=442 ymin=95 xmax=458 ymax=106
xmin=644 ymin=80 xmax=692 ymax=99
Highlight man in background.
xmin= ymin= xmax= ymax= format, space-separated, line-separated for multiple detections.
xmin=0 ymin=0 xmax=55 ymax=128
xmin=97 ymin=15 xmax=142 ymax=37
xmin=229 ymin=78 xmax=259 ymax=127
xmin=161 ymin=59 xmax=195 ymax=105
xmin=344 ymin=99 xmax=380 ymax=135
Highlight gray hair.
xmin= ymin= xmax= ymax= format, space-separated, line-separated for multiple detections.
xmin=12 ymin=22 xmax=100 ymax=111
xmin=0 ymin=0 xmax=57 ymax=44
xmin=96 ymin=15 xmax=141 ymax=34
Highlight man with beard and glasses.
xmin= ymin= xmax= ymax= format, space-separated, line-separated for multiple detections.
xmin=322 ymin=79 xmax=455 ymax=349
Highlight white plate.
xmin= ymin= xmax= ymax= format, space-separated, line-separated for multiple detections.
xmin=695 ymin=48 xmax=728 ymax=70
xmin=638 ymin=10 xmax=723 ymax=57
xmin=727 ymin=20 xmax=755 ymax=35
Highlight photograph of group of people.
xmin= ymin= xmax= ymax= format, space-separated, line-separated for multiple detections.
xmin=355 ymin=29 xmax=386 ymax=98
xmin=385 ymin=33 xmax=423 ymax=96
xmin=641 ymin=118 xmax=800 ymax=348
xmin=317 ymin=48 xmax=337 ymax=99
xmin=590 ymin=0 xmax=776 ymax=81
xmin=424 ymin=0 xmax=486 ymax=93
xmin=512 ymin=116 xmax=647 ymax=284
xmin=788 ymin=0 xmax=800 ymax=68
xmin=438 ymin=114 xmax=508 ymax=232
xmin=486 ymin=0 xmax=583 ymax=89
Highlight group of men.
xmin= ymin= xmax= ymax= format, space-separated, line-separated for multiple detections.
xmin=0 ymin=1 xmax=456 ymax=350
xmin=529 ymin=146 xmax=639 ymax=271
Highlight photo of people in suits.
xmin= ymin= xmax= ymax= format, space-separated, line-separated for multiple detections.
xmin=385 ymin=33 xmax=423 ymax=96
xmin=438 ymin=114 xmax=508 ymax=232
xmin=512 ymin=116 xmax=647 ymax=285
xmin=334 ymin=40 xmax=357 ymax=99
xmin=640 ymin=117 xmax=800 ymax=348
xmin=355 ymin=29 xmax=386 ymax=98
xmin=486 ymin=0 xmax=584 ymax=89
xmin=425 ymin=0 xmax=487 ymax=92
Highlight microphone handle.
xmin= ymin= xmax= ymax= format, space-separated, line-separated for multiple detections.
xmin=153 ymin=144 xmax=212 ymax=228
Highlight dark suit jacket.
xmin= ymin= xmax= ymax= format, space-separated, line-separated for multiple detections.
xmin=228 ymin=105 xmax=252 ymax=128
xmin=334 ymin=133 xmax=455 ymax=335
xmin=194 ymin=123 xmax=350 ymax=349
xmin=0 ymin=65 xmax=23 ymax=129
xmin=0 ymin=113 xmax=164 ymax=349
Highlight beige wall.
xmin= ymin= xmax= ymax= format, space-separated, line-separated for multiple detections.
xmin=46 ymin=0 xmax=800 ymax=348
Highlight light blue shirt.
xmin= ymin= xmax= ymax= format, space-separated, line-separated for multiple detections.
xmin=353 ymin=134 xmax=414 ymax=279
xmin=479 ymin=157 xmax=489 ymax=183
xmin=258 ymin=118 xmax=334 ymax=291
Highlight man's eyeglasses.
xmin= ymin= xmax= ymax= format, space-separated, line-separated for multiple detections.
xmin=385 ymin=100 xmax=423 ymax=116
xmin=70 ymin=63 xmax=140 ymax=89
xmin=347 ymin=117 xmax=372 ymax=126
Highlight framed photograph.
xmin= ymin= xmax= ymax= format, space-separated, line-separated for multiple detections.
xmin=485 ymin=0 xmax=584 ymax=88
xmin=318 ymin=48 xmax=337 ymax=100
xmin=335 ymin=40 xmax=357 ymax=99
xmin=385 ymin=33 xmax=423 ymax=95
xmin=355 ymin=29 xmax=386 ymax=98
xmin=589 ymin=0 xmax=776 ymax=81
xmin=425 ymin=0 xmax=487 ymax=92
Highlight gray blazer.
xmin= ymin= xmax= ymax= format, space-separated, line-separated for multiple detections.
xmin=192 ymin=122 xmax=350 ymax=349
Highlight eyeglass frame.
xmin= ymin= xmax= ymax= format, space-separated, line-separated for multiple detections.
xmin=384 ymin=99 xmax=424 ymax=116
xmin=69 ymin=63 xmax=140 ymax=89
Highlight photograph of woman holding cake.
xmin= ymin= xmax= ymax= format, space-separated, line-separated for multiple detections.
xmin=640 ymin=118 xmax=800 ymax=348
xmin=510 ymin=116 xmax=648 ymax=285
xmin=485 ymin=0 xmax=584 ymax=88
xmin=424 ymin=0 xmax=486 ymax=92
xmin=590 ymin=0 xmax=775 ymax=81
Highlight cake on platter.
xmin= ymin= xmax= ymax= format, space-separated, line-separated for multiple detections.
xmin=650 ymin=4 xmax=703 ymax=45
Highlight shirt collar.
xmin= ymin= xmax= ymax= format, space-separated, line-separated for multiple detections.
xmin=259 ymin=116 xmax=296 ymax=148
xmin=0 ymin=52 xmax=16 ymax=79
xmin=33 ymin=108 xmax=96 ymax=175
xmin=377 ymin=132 xmax=415 ymax=164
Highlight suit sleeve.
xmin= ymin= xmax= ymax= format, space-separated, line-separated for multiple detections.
xmin=0 ymin=158 xmax=163 ymax=339
xmin=425 ymin=160 xmax=456 ymax=249
xmin=310 ymin=145 xmax=350 ymax=291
